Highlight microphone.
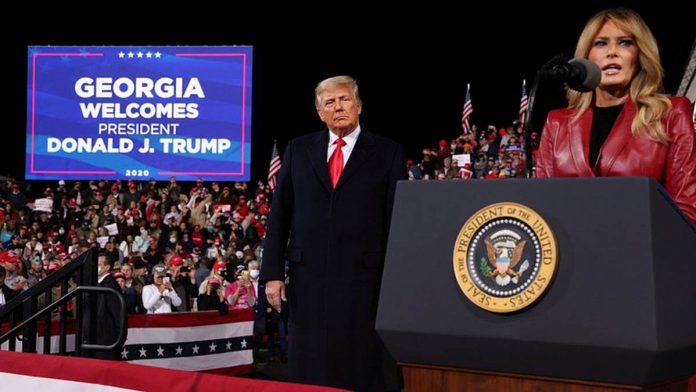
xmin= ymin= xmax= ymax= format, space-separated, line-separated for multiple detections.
xmin=545 ymin=58 xmax=601 ymax=92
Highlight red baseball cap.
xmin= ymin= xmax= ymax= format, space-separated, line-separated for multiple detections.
xmin=212 ymin=260 xmax=227 ymax=273
xmin=169 ymin=255 xmax=183 ymax=267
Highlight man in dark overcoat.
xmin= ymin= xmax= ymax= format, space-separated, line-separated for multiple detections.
xmin=261 ymin=75 xmax=405 ymax=391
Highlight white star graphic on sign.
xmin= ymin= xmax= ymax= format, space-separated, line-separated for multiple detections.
xmin=146 ymin=52 xmax=153 ymax=58
xmin=121 ymin=348 xmax=129 ymax=359
xmin=127 ymin=52 xmax=134 ymax=58
xmin=240 ymin=339 xmax=248 ymax=349
xmin=226 ymin=341 xmax=232 ymax=350
xmin=118 ymin=52 xmax=125 ymax=59
xmin=175 ymin=346 xmax=183 ymax=355
xmin=192 ymin=344 xmax=200 ymax=354
xmin=157 ymin=346 xmax=165 ymax=356
xmin=139 ymin=347 xmax=147 ymax=358
xmin=155 ymin=51 xmax=162 ymax=58
xmin=137 ymin=52 xmax=144 ymax=58
xmin=209 ymin=342 xmax=217 ymax=352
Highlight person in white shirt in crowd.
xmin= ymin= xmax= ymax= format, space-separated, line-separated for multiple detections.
xmin=246 ymin=260 xmax=261 ymax=295
xmin=206 ymin=237 xmax=224 ymax=259
xmin=162 ymin=205 xmax=180 ymax=224
xmin=119 ymin=234 xmax=138 ymax=259
xmin=142 ymin=263 xmax=181 ymax=314
xmin=133 ymin=227 xmax=151 ymax=254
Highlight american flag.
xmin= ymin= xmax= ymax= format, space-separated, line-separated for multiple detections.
xmin=461 ymin=83 xmax=473 ymax=133
xmin=267 ymin=140 xmax=281 ymax=192
xmin=519 ymin=79 xmax=528 ymax=130
xmin=1 ymin=311 xmax=254 ymax=376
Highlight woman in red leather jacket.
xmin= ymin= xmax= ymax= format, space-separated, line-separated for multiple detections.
xmin=536 ymin=8 xmax=696 ymax=224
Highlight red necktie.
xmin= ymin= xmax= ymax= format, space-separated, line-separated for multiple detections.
xmin=328 ymin=137 xmax=346 ymax=188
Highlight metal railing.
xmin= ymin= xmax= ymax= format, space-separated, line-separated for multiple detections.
xmin=0 ymin=248 xmax=127 ymax=357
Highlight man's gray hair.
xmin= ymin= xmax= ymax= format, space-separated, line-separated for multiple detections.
xmin=315 ymin=75 xmax=361 ymax=109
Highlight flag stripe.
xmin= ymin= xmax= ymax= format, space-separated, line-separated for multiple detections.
xmin=519 ymin=80 xmax=528 ymax=127
xmin=2 ymin=312 xmax=253 ymax=374
xmin=268 ymin=141 xmax=282 ymax=192
xmin=1 ymin=335 xmax=76 ymax=354
xmin=129 ymin=350 xmax=252 ymax=371
xmin=0 ymin=373 xmax=139 ymax=392
xmin=126 ymin=321 xmax=253 ymax=345
xmin=0 ymin=350 xmax=340 ymax=391
xmin=461 ymin=86 xmax=473 ymax=133
xmin=128 ymin=310 xmax=253 ymax=328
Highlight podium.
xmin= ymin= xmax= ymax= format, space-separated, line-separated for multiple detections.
xmin=376 ymin=177 xmax=696 ymax=391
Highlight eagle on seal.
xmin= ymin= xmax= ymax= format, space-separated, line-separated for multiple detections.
xmin=484 ymin=237 xmax=526 ymax=286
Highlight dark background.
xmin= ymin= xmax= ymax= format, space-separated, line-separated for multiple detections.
xmin=8 ymin=5 xmax=695 ymax=185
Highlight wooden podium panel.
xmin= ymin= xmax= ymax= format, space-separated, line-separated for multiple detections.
xmin=402 ymin=363 xmax=691 ymax=392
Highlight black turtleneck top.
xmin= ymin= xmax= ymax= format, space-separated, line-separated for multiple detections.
xmin=589 ymin=103 xmax=624 ymax=167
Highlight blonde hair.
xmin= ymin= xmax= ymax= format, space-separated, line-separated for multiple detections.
xmin=314 ymin=75 xmax=361 ymax=109
xmin=568 ymin=8 xmax=671 ymax=143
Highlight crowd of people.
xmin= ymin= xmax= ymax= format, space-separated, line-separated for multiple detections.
xmin=0 ymin=176 xmax=288 ymax=362
xmin=406 ymin=122 xmax=535 ymax=180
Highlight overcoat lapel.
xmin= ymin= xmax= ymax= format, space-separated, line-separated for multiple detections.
xmin=335 ymin=129 xmax=376 ymax=191
xmin=308 ymin=131 xmax=332 ymax=193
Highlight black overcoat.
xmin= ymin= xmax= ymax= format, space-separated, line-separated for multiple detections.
xmin=261 ymin=128 xmax=405 ymax=391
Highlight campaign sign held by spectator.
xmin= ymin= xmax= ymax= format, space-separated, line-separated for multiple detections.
xmin=26 ymin=46 xmax=252 ymax=181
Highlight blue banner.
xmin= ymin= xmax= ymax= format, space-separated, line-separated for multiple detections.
xmin=26 ymin=46 xmax=252 ymax=181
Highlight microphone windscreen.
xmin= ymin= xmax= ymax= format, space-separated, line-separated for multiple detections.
xmin=568 ymin=58 xmax=601 ymax=92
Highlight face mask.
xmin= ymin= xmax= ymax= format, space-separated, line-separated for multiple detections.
xmin=169 ymin=237 xmax=177 ymax=244
xmin=59 ymin=228 xmax=65 ymax=235
xmin=97 ymin=266 xmax=103 ymax=276
xmin=249 ymin=270 xmax=260 ymax=279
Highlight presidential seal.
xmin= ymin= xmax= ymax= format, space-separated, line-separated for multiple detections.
xmin=453 ymin=202 xmax=558 ymax=313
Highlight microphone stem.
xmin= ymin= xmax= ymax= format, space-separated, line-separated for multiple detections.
xmin=524 ymin=68 xmax=543 ymax=178
xmin=524 ymin=54 xmax=570 ymax=177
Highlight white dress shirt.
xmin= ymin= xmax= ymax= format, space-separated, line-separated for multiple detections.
xmin=327 ymin=125 xmax=361 ymax=167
